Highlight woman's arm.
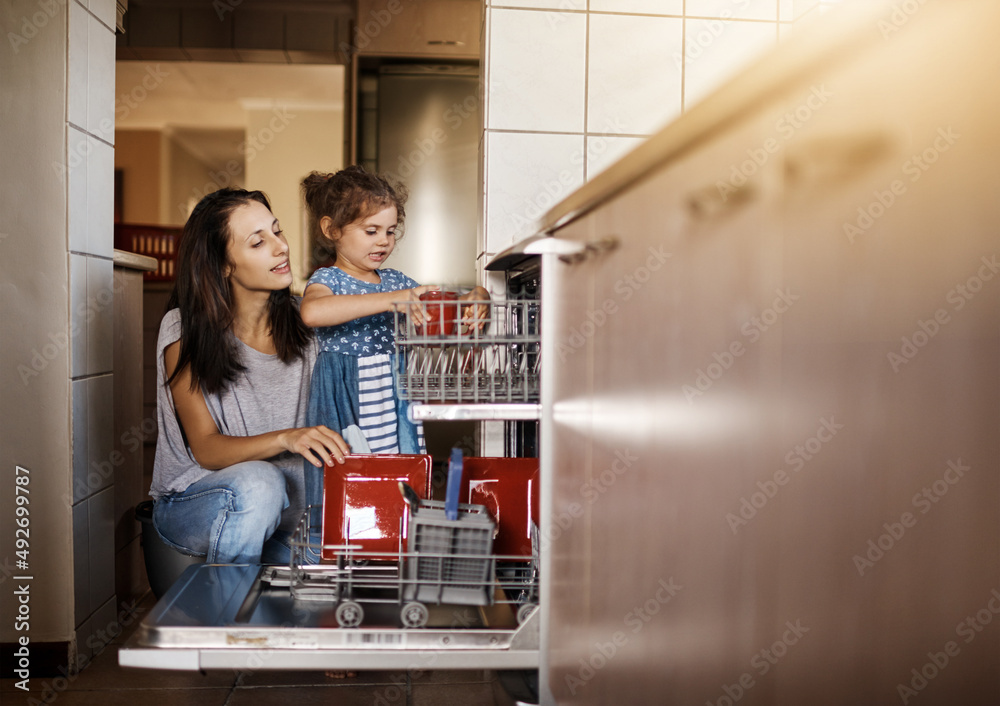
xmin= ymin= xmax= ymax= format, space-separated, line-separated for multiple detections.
xmin=300 ymin=282 xmax=434 ymax=328
xmin=164 ymin=340 xmax=349 ymax=469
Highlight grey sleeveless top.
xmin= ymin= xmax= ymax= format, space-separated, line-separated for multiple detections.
xmin=150 ymin=308 xmax=317 ymax=532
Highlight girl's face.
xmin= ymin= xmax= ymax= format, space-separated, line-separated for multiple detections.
xmin=328 ymin=205 xmax=398 ymax=281
xmin=225 ymin=200 xmax=292 ymax=296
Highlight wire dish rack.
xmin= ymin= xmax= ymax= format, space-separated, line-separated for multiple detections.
xmin=392 ymin=298 xmax=540 ymax=403
xmin=281 ymin=505 xmax=540 ymax=629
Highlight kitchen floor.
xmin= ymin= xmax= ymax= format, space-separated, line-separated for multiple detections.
xmin=0 ymin=592 xmax=527 ymax=706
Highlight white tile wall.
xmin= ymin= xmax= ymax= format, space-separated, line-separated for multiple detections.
xmin=487 ymin=8 xmax=586 ymax=133
xmin=479 ymin=0 xmax=830 ymax=272
xmin=590 ymin=0 xmax=684 ymax=15
xmin=88 ymin=137 xmax=115 ymax=258
xmin=67 ymin=0 xmax=118 ymax=644
xmin=90 ymin=0 xmax=117 ymax=30
xmin=794 ymin=0 xmax=842 ymax=20
xmin=491 ymin=0 xmax=585 ymax=9
xmin=485 ymin=131 xmax=585 ymax=253
xmin=88 ymin=14 xmax=116 ymax=140
xmin=587 ymin=14 xmax=683 ymax=137
xmin=794 ymin=0 xmax=820 ymax=19
xmin=70 ymin=254 xmax=88 ymax=376
xmin=586 ymin=135 xmax=647 ymax=180
xmin=68 ymin=2 xmax=89 ymax=129
xmin=73 ymin=501 xmax=89 ymax=622
xmin=683 ymin=18 xmax=778 ymax=107
xmin=68 ymin=127 xmax=89 ymax=253
xmin=74 ymin=595 xmax=116 ymax=668
xmin=87 ymin=256 xmax=114 ymax=373
xmin=89 ymin=487 xmax=116 ymax=611
xmin=88 ymin=374 xmax=114 ymax=494
xmin=72 ymin=380 xmax=89 ymax=503
xmin=687 ymin=0 xmax=779 ymax=21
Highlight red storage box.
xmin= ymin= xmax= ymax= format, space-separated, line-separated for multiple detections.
xmin=461 ymin=457 xmax=539 ymax=559
xmin=321 ymin=454 xmax=432 ymax=560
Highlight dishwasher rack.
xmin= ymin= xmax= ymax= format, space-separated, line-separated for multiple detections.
xmin=393 ymin=298 xmax=540 ymax=404
xmin=284 ymin=503 xmax=540 ymax=630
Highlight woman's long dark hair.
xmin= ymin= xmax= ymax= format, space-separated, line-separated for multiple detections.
xmin=166 ymin=188 xmax=312 ymax=394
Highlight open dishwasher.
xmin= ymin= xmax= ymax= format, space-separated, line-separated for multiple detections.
xmin=119 ymin=294 xmax=543 ymax=688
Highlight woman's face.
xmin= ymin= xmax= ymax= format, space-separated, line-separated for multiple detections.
xmin=329 ymin=205 xmax=398 ymax=280
xmin=225 ymin=200 xmax=292 ymax=295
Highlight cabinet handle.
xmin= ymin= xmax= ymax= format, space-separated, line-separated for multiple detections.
xmin=558 ymin=236 xmax=620 ymax=264
xmin=783 ymin=131 xmax=895 ymax=187
xmin=686 ymin=181 xmax=757 ymax=221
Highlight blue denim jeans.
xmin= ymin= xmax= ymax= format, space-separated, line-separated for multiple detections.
xmin=152 ymin=461 xmax=290 ymax=564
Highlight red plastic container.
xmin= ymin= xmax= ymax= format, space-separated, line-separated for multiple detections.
xmin=321 ymin=454 xmax=432 ymax=560
xmin=417 ymin=290 xmax=459 ymax=336
xmin=461 ymin=457 xmax=539 ymax=559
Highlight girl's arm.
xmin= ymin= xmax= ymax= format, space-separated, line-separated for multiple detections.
xmin=300 ymin=282 xmax=435 ymax=328
xmin=164 ymin=340 xmax=350 ymax=469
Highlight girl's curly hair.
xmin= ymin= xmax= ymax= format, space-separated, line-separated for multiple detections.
xmin=302 ymin=165 xmax=408 ymax=258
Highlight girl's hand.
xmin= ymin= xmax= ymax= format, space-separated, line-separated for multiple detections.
xmin=459 ymin=286 xmax=491 ymax=332
xmin=279 ymin=425 xmax=350 ymax=468
xmin=396 ymin=285 xmax=439 ymax=328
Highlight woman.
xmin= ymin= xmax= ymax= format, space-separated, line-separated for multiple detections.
xmin=150 ymin=188 xmax=349 ymax=564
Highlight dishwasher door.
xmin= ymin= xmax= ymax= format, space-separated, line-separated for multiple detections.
xmin=120 ymin=563 xmax=540 ymax=672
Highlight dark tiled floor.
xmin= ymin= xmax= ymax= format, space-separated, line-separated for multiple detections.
xmin=0 ymin=592 xmax=525 ymax=706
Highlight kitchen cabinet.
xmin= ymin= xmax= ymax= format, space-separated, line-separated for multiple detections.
xmin=529 ymin=0 xmax=1000 ymax=703
xmin=354 ymin=0 xmax=480 ymax=59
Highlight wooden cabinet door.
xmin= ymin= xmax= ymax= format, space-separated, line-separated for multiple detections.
xmin=546 ymin=107 xmax=785 ymax=704
xmin=355 ymin=0 xmax=480 ymax=58
xmin=766 ymin=3 xmax=1000 ymax=703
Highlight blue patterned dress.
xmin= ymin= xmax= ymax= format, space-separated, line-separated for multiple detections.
xmin=304 ymin=266 xmax=425 ymax=470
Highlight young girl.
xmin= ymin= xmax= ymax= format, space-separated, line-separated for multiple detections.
xmin=300 ymin=166 xmax=488 ymax=471
xmin=150 ymin=188 xmax=350 ymax=565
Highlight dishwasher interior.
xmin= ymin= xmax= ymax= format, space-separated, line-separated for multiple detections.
xmin=120 ymin=267 xmax=544 ymax=699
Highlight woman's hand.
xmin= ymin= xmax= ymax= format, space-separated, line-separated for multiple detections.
xmin=459 ymin=286 xmax=491 ymax=332
xmin=278 ymin=425 xmax=351 ymax=468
